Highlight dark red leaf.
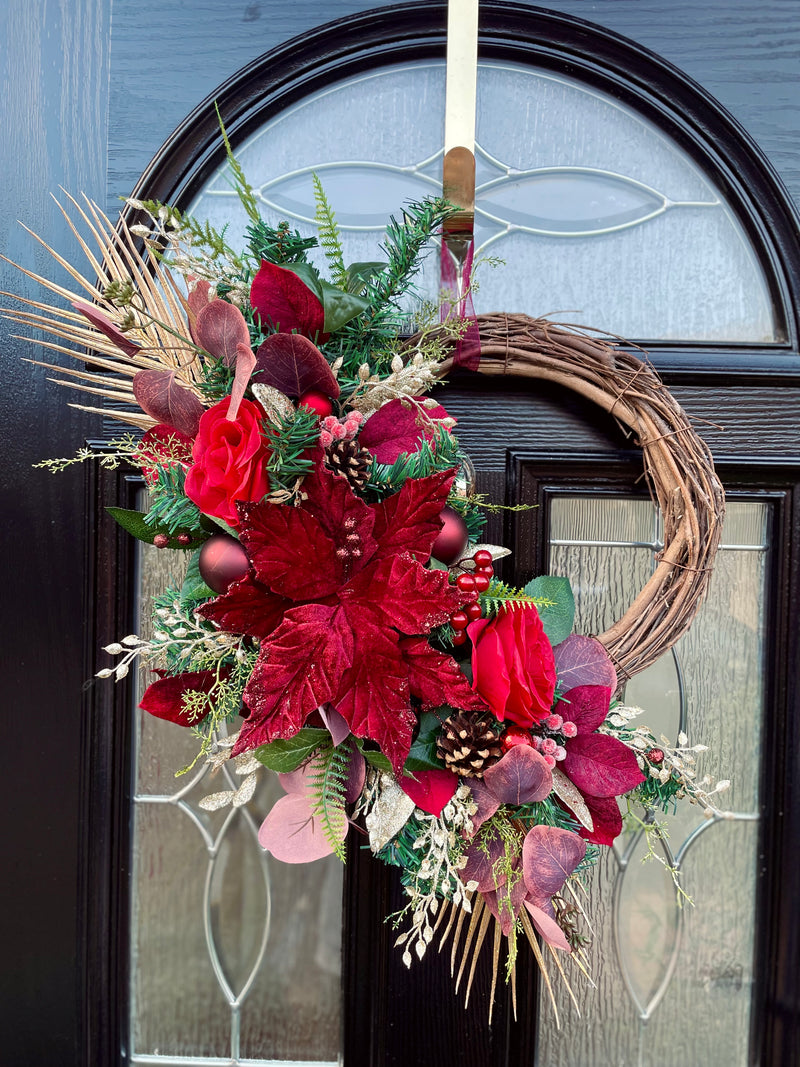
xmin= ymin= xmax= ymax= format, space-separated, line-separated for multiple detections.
xmin=291 ymin=453 xmax=373 ymax=545
xmin=461 ymin=837 xmax=508 ymax=892
xmin=194 ymin=298 xmax=251 ymax=367
xmin=580 ymin=794 xmax=623 ymax=846
xmin=562 ymin=732 xmax=646 ymax=797
xmin=197 ymin=576 xmax=290 ymax=640
xmin=554 ymin=684 xmax=612 ymax=735
xmin=358 ymin=397 xmax=453 ymax=463
xmin=132 ymin=368 xmax=205 ymax=437
xmin=254 ymin=332 xmax=339 ymax=399
xmin=483 ymin=868 xmax=527 ymax=936
xmin=72 ymin=300 xmax=141 ymax=356
xmin=522 ymin=825 xmax=586 ymax=900
xmin=139 ymin=670 xmax=222 ymax=726
xmin=250 ymin=260 xmax=325 ymax=339
xmin=400 ymin=636 xmax=487 ymax=711
xmin=399 ymin=768 xmax=458 ymax=816
xmin=370 ymin=468 xmax=455 ymax=563
xmin=481 ymin=745 xmax=553 ymax=805
xmin=553 ymin=634 xmax=618 ymax=692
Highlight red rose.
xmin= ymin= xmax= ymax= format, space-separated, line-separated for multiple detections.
xmin=184 ymin=396 xmax=271 ymax=526
xmin=468 ymin=607 xmax=556 ymax=728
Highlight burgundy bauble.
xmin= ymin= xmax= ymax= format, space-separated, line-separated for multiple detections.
xmin=431 ymin=506 xmax=468 ymax=565
xmin=198 ymin=533 xmax=250 ymax=594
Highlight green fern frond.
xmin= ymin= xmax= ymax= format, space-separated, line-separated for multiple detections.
xmin=308 ymin=739 xmax=351 ymax=862
xmin=312 ymin=173 xmax=346 ymax=287
xmin=480 ymin=579 xmax=557 ymax=618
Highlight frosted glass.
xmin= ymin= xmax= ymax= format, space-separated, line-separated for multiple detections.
xmin=190 ymin=62 xmax=776 ymax=341
xmin=538 ymin=497 xmax=765 ymax=1063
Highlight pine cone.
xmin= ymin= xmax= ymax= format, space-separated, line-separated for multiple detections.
xmin=325 ymin=439 xmax=372 ymax=491
xmin=436 ymin=714 xmax=503 ymax=779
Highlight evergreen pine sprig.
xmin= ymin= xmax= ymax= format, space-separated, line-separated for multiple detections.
xmin=368 ymin=424 xmax=461 ymax=494
xmin=144 ymin=465 xmax=204 ymax=535
xmin=366 ymin=197 xmax=453 ymax=314
xmin=312 ymin=173 xmax=346 ymax=288
xmin=246 ymin=219 xmax=318 ymax=265
xmin=264 ymin=407 xmax=320 ymax=492
xmin=308 ymin=738 xmax=352 ymax=862
xmin=480 ymin=579 xmax=556 ymax=618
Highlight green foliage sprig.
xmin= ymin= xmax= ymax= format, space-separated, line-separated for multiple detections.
xmin=246 ymin=219 xmax=318 ymax=266
xmin=216 ymin=102 xmax=261 ymax=225
xmin=479 ymin=578 xmax=555 ymax=618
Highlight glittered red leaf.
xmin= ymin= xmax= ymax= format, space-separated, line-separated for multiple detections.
xmin=132 ymin=368 xmax=204 ymax=437
xmin=370 ymin=468 xmax=456 ymax=563
xmin=482 ymin=745 xmax=553 ymax=805
xmin=359 ymin=397 xmax=454 ymax=463
xmin=399 ymin=636 xmax=487 ymax=711
xmin=254 ymin=332 xmax=339 ymax=398
xmin=234 ymin=604 xmax=354 ymax=754
xmin=399 ymin=768 xmax=458 ymax=817
xmin=562 ymin=732 xmax=645 ymax=798
xmin=197 ymin=576 xmax=290 ymax=640
xmin=522 ymin=825 xmax=586 ymax=900
xmin=72 ymin=300 xmax=140 ymax=356
xmin=294 ymin=454 xmax=374 ymax=544
xmin=250 ymin=260 xmax=325 ymax=339
xmin=139 ymin=670 xmax=221 ymax=726
xmin=553 ymin=634 xmax=618 ymax=692
xmin=348 ymin=555 xmax=463 ymax=635
xmin=554 ymin=684 xmax=613 ymax=735
xmin=194 ymin=298 xmax=251 ymax=367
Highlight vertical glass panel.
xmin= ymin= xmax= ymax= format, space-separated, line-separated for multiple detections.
xmin=129 ymin=525 xmax=341 ymax=1065
xmin=189 ymin=62 xmax=777 ymax=341
xmin=537 ymin=496 xmax=765 ymax=1065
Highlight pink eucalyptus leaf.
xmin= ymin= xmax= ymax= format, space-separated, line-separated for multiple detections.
xmin=522 ymin=824 xmax=586 ymax=900
xmin=553 ymin=634 xmax=618 ymax=692
xmin=399 ymin=767 xmax=458 ymax=817
xmin=483 ymin=869 xmax=527 ymax=936
xmin=254 ymin=332 xmax=339 ymax=399
xmin=257 ymin=793 xmax=342 ymax=863
xmin=462 ymin=837 xmax=508 ymax=892
xmin=72 ymin=300 xmax=141 ymax=357
xmin=318 ymin=704 xmax=351 ymax=748
xmin=359 ymin=397 xmax=454 ymax=463
xmin=561 ymin=732 xmax=645 ymax=798
xmin=195 ymin=298 xmax=251 ymax=367
xmin=524 ymin=901 xmax=571 ymax=952
xmin=226 ymin=342 xmax=257 ymax=421
xmin=132 ymin=368 xmax=204 ymax=437
xmin=464 ymin=776 xmax=501 ymax=834
xmin=554 ymin=684 xmax=613 ymax=735
xmin=482 ymin=744 xmax=553 ymax=805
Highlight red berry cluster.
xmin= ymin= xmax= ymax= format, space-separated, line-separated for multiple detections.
xmin=448 ymin=550 xmax=494 ymax=646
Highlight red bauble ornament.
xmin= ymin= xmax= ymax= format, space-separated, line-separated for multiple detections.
xmin=298 ymin=390 xmax=334 ymax=418
xmin=501 ymin=726 xmax=534 ymax=752
xmin=198 ymin=533 xmax=250 ymax=594
xmin=431 ymin=506 xmax=468 ymax=565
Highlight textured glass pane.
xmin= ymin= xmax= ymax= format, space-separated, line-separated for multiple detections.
xmin=190 ymin=62 xmax=776 ymax=342
xmin=537 ymin=497 xmax=765 ymax=1064
xmin=130 ymin=530 xmax=341 ymax=1064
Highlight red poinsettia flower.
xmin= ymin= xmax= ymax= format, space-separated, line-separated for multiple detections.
xmin=198 ymin=460 xmax=485 ymax=773
xmin=554 ymin=684 xmax=645 ymax=845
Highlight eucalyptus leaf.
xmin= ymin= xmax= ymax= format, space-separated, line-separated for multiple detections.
xmin=522 ymin=574 xmax=575 ymax=645
xmin=253 ymin=727 xmax=329 ymax=773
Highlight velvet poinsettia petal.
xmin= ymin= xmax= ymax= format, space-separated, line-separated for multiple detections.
xmin=483 ymin=869 xmax=527 ymax=936
xmin=553 ymin=634 xmax=618 ymax=692
xmin=332 ymin=621 xmax=416 ymax=776
xmin=524 ymin=901 xmax=571 ymax=952
xmin=254 ymin=332 xmax=339 ymax=398
xmin=347 ymin=554 xmax=464 ymax=635
xmin=399 ymin=637 xmax=488 ymax=712
xmin=461 ymin=837 xmax=508 ymax=893
xmin=194 ymin=298 xmax=251 ymax=367
xmin=358 ymin=397 xmax=453 ymax=463
xmin=139 ymin=670 xmax=221 ymax=726
xmin=197 ymin=576 xmax=290 ymax=640
xmin=399 ymin=768 xmax=458 ymax=816
xmin=579 ymin=794 xmax=624 ymax=846
xmin=554 ymin=684 xmax=613 ymax=735
xmin=481 ymin=744 xmax=553 ymax=805
xmin=370 ymin=468 xmax=455 ymax=564
xmin=72 ymin=300 xmax=141 ymax=356
xmin=463 ymin=776 xmax=501 ymax=833
xmin=522 ymin=824 xmax=586 ymax=900
xmin=133 ymin=368 xmax=205 ymax=437
xmin=250 ymin=260 xmax=325 ymax=338
xmin=561 ymin=732 xmax=646 ymax=798
xmin=292 ymin=455 xmax=376 ymax=549
xmin=258 ymin=793 xmax=342 ymax=863
xmin=234 ymin=604 xmax=354 ymax=754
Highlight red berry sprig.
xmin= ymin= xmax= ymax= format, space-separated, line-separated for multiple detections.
xmin=448 ymin=551 xmax=495 ymax=645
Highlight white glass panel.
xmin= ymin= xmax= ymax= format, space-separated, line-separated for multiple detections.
xmin=538 ymin=496 xmax=765 ymax=1064
xmin=129 ymin=528 xmax=341 ymax=1065
xmin=190 ymin=62 xmax=776 ymax=341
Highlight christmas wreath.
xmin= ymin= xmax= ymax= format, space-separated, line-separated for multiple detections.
xmin=5 ymin=142 xmax=730 ymax=1020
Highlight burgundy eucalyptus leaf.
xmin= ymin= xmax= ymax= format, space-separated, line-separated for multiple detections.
xmin=345 ymin=749 xmax=366 ymax=804
xmin=461 ymin=837 xmax=508 ymax=892
xmin=554 ymin=684 xmax=613 ymax=735
xmin=481 ymin=744 xmax=553 ymax=805
xmin=463 ymin=776 xmax=501 ymax=834
xmin=254 ymin=332 xmax=340 ymax=399
xmin=524 ymin=901 xmax=571 ymax=951
xmin=561 ymin=732 xmax=645 ymax=798
xmin=72 ymin=300 xmax=141 ymax=357
xmin=522 ymin=824 xmax=586 ymax=900
xmin=194 ymin=298 xmax=251 ymax=367
xmin=132 ymin=368 xmax=204 ymax=437
xmin=359 ymin=397 xmax=453 ymax=464
xmin=482 ymin=866 xmax=527 ymax=936
xmin=226 ymin=342 xmax=257 ymax=421
xmin=553 ymin=634 xmax=618 ymax=692
xmin=317 ymin=704 xmax=351 ymax=749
